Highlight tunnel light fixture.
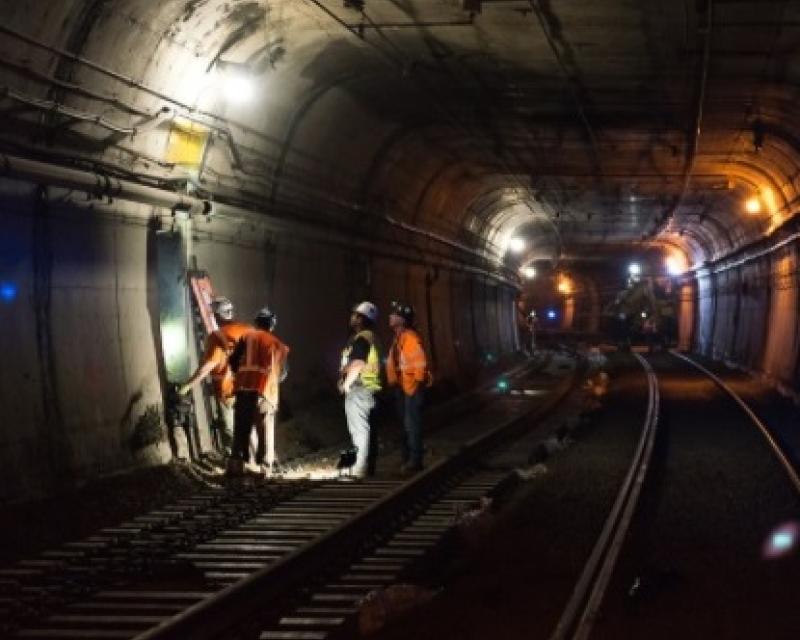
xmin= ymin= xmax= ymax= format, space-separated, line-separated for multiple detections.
xmin=628 ymin=262 xmax=641 ymax=277
xmin=557 ymin=275 xmax=573 ymax=295
xmin=0 ymin=281 xmax=17 ymax=303
xmin=223 ymin=72 xmax=255 ymax=103
xmin=508 ymin=236 xmax=526 ymax=253
xmin=546 ymin=309 xmax=557 ymax=320
xmin=745 ymin=196 xmax=762 ymax=215
xmin=521 ymin=266 xmax=536 ymax=280
xmin=665 ymin=255 xmax=683 ymax=277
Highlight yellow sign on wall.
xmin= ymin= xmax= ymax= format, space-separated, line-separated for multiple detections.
xmin=165 ymin=117 xmax=210 ymax=168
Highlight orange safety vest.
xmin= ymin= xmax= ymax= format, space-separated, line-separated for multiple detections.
xmin=234 ymin=330 xmax=289 ymax=404
xmin=204 ymin=321 xmax=251 ymax=400
xmin=386 ymin=328 xmax=432 ymax=396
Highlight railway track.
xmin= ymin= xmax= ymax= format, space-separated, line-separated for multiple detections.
xmin=552 ymin=350 xmax=800 ymax=640
xmin=3 ymin=353 xmax=581 ymax=640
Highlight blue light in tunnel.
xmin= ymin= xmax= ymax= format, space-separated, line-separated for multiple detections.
xmin=546 ymin=309 xmax=557 ymax=320
xmin=496 ymin=379 xmax=509 ymax=392
xmin=762 ymin=521 xmax=798 ymax=559
xmin=0 ymin=282 xmax=17 ymax=303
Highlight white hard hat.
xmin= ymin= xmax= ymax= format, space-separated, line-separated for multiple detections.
xmin=353 ymin=301 xmax=378 ymax=323
xmin=255 ymin=306 xmax=277 ymax=329
xmin=211 ymin=296 xmax=234 ymax=320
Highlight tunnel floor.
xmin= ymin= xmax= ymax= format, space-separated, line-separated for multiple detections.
xmin=370 ymin=350 xmax=800 ymax=640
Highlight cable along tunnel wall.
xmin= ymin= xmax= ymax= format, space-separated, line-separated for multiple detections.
xmin=0 ymin=175 xmax=520 ymax=503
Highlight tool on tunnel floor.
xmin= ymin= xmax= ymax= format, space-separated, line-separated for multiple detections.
xmin=337 ymin=447 xmax=358 ymax=478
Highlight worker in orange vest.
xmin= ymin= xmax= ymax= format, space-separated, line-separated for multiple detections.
xmin=386 ymin=301 xmax=432 ymax=473
xmin=229 ymin=307 xmax=290 ymax=478
xmin=179 ymin=296 xmax=251 ymax=452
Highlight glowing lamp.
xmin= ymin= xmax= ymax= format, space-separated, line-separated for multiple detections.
xmin=508 ymin=236 xmax=526 ymax=253
xmin=628 ymin=262 xmax=641 ymax=276
xmin=223 ymin=73 xmax=255 ymax=103
xmin=745 ymin=196 xmax=762 ymax=214
xmin=0 ymin=282 xmax=17 ymax=303
xmin=546 ymin=309 xmax=557 ymax=320
xmin=665 ymin=256 xmax=682 ymax=276
xmin=521 ymin=266 xmax=536 ymax=280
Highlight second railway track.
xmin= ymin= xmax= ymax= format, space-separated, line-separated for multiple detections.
xmin=556 ymin=349 xmax=800 ymax=640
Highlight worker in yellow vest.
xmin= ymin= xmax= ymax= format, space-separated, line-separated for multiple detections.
xmin=229 ymin=307 xmax=289 ymax=478
xmin=338 ymin=301 xmax=382 ymax=479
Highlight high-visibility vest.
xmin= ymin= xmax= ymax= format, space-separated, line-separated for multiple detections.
xmin=341 ymin=330 xmax=382 ymax=392
xmin=235 ymin=330 xmax=289 ymax=404
xmin=206 ymin=321 xmax=251 ymax=400
xmin=386 ymin=328 xmax=432 ymax=396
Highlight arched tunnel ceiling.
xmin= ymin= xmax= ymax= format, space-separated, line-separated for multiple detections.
xmin=2 ymin=0 xmax=800 ymax=269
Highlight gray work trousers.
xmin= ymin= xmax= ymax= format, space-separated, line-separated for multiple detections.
xmin=344 ymin=385 xmax=375 ymax=477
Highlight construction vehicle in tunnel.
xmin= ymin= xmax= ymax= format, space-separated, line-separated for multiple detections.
xmin=602 ymin=277 xmax=678 ymax=351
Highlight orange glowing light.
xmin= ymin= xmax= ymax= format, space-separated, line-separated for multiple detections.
xmin=745 ymin=196 xmax=762 ymax=214
xmin=557 ymin=275 xmax=573 ymax=295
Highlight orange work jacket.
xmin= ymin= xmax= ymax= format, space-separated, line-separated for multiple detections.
xmin=204 ymin=321 xmax=251 ymax=400
xmin=234 ymin=330 xmax=290 ymax=405
xmin=386 ymin=328 xmax=431 ymax=396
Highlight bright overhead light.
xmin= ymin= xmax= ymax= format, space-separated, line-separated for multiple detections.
xmin=521 ymin=266 xmax=536 ymax=280
xmin=557 ymin=275 xmax=573 ymax=295
xmin=628 ymin=262 xmax=641 ymax=276
xmin=508 ymin=236 xmax=526 ymax=253
xmin=745 ymin=196 xmax=762 ymax=214
xmin=665 ymin=256 xmax=683 ymax=276
xmin=223 ymin=72 xmax=255 ymax=103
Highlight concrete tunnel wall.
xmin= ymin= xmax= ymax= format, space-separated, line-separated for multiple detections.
xmin=693 ymin=236 xmax=800 ymax=396
xmin=0 ymin=175 xmax=519 ymax=503
xmin=0 ymin=2 xmax=529 ymax=502
xmin=3 ymin=0 xmax=800 ymax=503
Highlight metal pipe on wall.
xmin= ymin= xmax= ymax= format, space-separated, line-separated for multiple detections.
xmin=0 ymin=152 xmax=211 ymax=216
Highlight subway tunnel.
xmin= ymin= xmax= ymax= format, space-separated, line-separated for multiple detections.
xmin=1 ymin=2 xmax=800 ymax=631
xmin=1 ymin=0 xmax=799 ymax=496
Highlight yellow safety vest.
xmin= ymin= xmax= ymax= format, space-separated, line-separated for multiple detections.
xmin=341 ymin=330 xmax=382 ymax=392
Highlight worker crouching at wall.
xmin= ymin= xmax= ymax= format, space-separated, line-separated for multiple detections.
xmin=229 ymin=307 xmax=289 ymax=478
xmin=386 ymin=301 xmax=432 ymax=474
xmin=178 ymin=296 xmax=251 ymax=452
xmin=339 ymin=302 xmax=382 ymax=479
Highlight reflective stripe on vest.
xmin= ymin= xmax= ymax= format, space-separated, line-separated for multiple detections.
xmin=236 ymin=332 xmax=273 ymax=395
xmin=341 ymin=330 xmax=382 ymax=392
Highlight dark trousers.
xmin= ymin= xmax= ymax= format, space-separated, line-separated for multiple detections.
xmin=233 ymin=391 xmax=267 ymax=464
xmin=396 ymin=388 xmax=424 ymax=468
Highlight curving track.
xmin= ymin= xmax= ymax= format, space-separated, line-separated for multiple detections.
xmin=557 ymin=350 xmax=800 ymax=640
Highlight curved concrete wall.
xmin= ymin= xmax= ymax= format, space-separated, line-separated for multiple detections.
xmin=693 ymin=235 xmax=800 ymax=395
xmin=0 ymin=176 xmax=519 ymax=502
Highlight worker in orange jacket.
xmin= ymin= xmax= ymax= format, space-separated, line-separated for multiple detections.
xmin=229 ymin=307 xmax=289 ymax=477
xmin=179 ymin=296 xmax=251 ymax=451
xmin=386 ymin=301 xmax=432 ymax=473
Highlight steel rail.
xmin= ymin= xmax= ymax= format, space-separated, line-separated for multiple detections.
xmin=133 ymin=360 xmax=582 ymax=640
xmin=550 ymin=352 xmax=660 ymax=640
xmin=670 ymin=351 xmax=800 ymax=494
